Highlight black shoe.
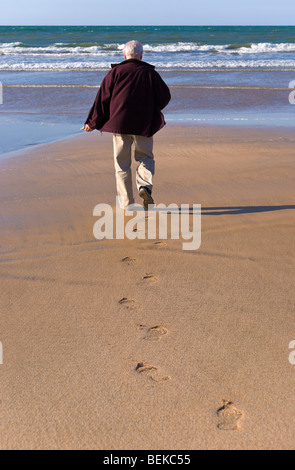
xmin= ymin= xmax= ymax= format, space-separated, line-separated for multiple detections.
xmin=139 ymin=186 xmax=154 ymax=210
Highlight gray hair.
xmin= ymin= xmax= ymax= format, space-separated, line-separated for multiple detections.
xmin=123 ymin=40 xmax=143 ymax=59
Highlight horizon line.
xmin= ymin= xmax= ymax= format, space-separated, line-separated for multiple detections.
xmin=1 ymin=24 xmax=295 ymax=27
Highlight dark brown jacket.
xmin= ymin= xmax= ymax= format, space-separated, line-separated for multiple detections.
xmin=85 ymin=59 xmax=171 ymax=137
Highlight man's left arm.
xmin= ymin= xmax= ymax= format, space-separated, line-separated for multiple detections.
xmin=153 ymin=72 xmax=171 ymax=110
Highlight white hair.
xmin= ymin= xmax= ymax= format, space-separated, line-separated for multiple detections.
xmin=123 ymin=40 xmax=143 ymax=59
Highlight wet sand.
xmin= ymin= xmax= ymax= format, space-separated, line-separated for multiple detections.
xmin=0 ymin=125 xmax=295 ymax=449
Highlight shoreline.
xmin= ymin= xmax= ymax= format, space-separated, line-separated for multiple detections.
xmin=1 ymin=65 xmax=295 ymax=157
xmin=0 ymin=125 xmax=82 ymax=161
xmin=1 ymin=121 xmax=295 ymax=162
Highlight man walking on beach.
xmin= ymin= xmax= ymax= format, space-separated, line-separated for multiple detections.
xmin=81 ymin=40 xmax=171 ymax=210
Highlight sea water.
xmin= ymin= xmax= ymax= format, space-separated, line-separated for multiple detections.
xmin=0 ymin=26 xmax=295 ymax=155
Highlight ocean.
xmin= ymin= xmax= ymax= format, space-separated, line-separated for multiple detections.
xmin=0 ymin=26 xmax=295 ymax=155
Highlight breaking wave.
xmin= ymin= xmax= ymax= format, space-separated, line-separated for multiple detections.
xmin=1 ymin=41 xmax=295 ymax=56
xmin=1 ymin=59 xmax=295 ymax=71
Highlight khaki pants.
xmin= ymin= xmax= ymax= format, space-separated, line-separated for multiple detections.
xmin=113 ymin=133 xmax=155 ymax=209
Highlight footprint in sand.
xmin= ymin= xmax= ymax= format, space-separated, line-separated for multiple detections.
xmin=122 ymin=256 xmax=136 ymax=264
xmin=154 ymin=241 xmax=167 ymax=248
xmin=142 ymin=273 xmax=158 ymax=283
xmin=217 ymin=400 xmax=243 ymax=431
xmin=144 ymin=325 xmax=168 ymax=342
xmin=119 ymin=297 xmax=139 ymax=310
xmin=135 ymin=362 xmax=171 ymax=383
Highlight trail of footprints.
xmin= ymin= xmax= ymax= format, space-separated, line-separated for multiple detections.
xmin=120 ymin=248 xmax=171 ymax=383
xmin=119 ymin=247 xmax=244 ymax=430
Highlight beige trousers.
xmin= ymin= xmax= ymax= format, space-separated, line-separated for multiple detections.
xmin=113 ymin=133 xmax=155 ymax=208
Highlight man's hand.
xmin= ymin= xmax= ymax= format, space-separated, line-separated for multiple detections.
xmin=81 ymin=124 xmax=94 ymax=132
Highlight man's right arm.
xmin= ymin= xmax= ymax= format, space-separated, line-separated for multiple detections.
xmin=85 ymin=70 xmax=114 ymax=130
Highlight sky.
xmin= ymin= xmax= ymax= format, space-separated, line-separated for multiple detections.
xmin=0 ymin=0 xmax=294 ymax=26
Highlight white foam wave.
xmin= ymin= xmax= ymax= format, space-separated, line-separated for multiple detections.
xmin=0 ymin=41 xmax=23 ymax=47
xmin=228 ymin=42 xmax=295 ymax=54
xmin=0 ymin=43 xmax=121 ymax=56
xmin=1 ymin=59 xmax=295 ymax=71
xmin=143 ymin=42 xmax=295 ymax=53
xmin=0 ymin=41 xmax=295 ymax=56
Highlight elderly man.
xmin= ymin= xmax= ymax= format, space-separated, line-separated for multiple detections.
xmin=81 ymin=40 xmax=171 ymax=210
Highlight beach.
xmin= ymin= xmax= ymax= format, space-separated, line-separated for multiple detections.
xmin=0 ymin=125 xmax=295 ymax=450
xmin=1 ymin=24 xmax=295 ymax=450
